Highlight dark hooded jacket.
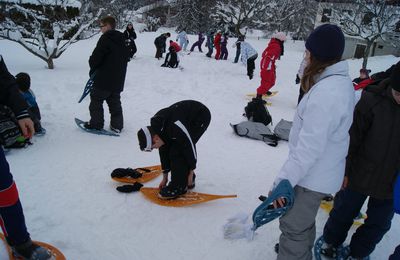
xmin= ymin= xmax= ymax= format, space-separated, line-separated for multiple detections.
xmin=89 ymin=30 xmax=130 ymax=93
xmin=346 ymin=78 xmax=400 ymax=199
xmin=0 ymin=56 xmax=29 ymax=119
xmin=150 ymin=100 xmax=211 ymax=171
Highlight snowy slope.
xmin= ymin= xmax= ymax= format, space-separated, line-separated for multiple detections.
xmin=0 ymin=31 xmax=399 ymax=260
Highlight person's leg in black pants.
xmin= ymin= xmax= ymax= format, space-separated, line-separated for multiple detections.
xmin=106 ymin=92 xmax=123 ymax=131
xmin=89 ymin=88 xmax=109 ymax=129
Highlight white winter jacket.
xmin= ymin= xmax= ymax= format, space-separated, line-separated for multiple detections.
xmin=273 ymin=61 xmax=355 ymax=194
xmin=240 ymin=42 xmax=257 ymax=64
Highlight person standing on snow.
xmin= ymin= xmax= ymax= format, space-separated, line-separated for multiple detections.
xmin=154 ymin=32 xmax=171 ymax=59
xmin=233 ymin=35 xmax=245 ymax=63
xmin=205 ymin=31 xmax=214 ymax=58
xmin=269 ymin=24 xmax=354 ymax=260
xmin=123 ymin=23 xmax=137 ymax=60
xmin=176 ymin=29 xmax=189 ymax=51
xmin=0 ymin=55 xmax=52 ymax=260
xmin=256 ymin=32 xmax=286 ymax=98
xmin=189 ymin=32 xmax=205 ymax=53
xmin=316 ymin=62 xmax=400 ymax=260
xmin=137 ymin=100 xmax=211 ymax=199
xmin=220 ymin=33 xmax=229 ymax=60
xmin=214 ymin=31 xmax=222 ymax=60
xmin=240 ymin=39 xmax=258 ymax=80
xmin=85 ymin=16 xmax=130 ymax=134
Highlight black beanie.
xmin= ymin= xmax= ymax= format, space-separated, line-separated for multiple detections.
xmin=137 ymin=126 xmax=153 ymax=151
xmin=390 ymin=62 xmax=400 ymax=92
xmin=305 ymin=24 xmax=345 ymax=62
xmin=15 ymin=72 xmax=31 ymax=92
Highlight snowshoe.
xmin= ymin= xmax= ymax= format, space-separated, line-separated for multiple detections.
xmin=158 ymin=185 xmax=187 ymax=200
xmin=110 ymin=125 xmax=121 ymax=134
xmin=12 ymin=239 xmax=52 ymax=260
xmin=111 ymin=168 xmax=143 ymax=179
xmin=337 ymin=245 xmax=370 ymax=260
xmin=314 ymin=235 xmax=344 ymax=260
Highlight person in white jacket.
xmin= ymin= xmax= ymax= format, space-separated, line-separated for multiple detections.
xmin=240 ymin=40 xmax=258 ymax=80
xmin=271 ymin=24 xmax=355 ymax=260
xmin=176 ymin=30 xmax=189 ymax=51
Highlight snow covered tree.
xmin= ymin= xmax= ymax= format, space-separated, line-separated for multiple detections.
xmin=171 ymin=0 xmax=216 ymax=33
xmin=289 ymin=0 xmax=318 ymax=40
xmin=212 ymin=0 xmax=268 ymax=36
xmin=331 ymin=0 xmax=400 ymax=68
xmin=0 ymin=0 xmax=103 ymax=69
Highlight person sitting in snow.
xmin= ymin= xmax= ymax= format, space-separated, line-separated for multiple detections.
xmin=256 ymin=32 xmax=286 ymax=98
xmin=15 ymin=72 xmax=45 ymax=135
xmin=161 ymin=46 xmax=180 ymax=68
xmin=137 ymin=100 xmax=211 ymax=199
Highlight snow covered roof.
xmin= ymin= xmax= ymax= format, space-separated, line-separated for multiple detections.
xmin=0 ymin=0 xmax=81 ymax=8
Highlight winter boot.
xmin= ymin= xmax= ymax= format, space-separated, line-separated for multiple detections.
xmin=158 ymin=184 xmax=187 ymax=199
xmin=83 ymin=122 xmax=101 ymax=131
xmin=12 ymin=239 xmax=52 ymax=260
xmin=188 ymin=173 xmax=196 ymax=190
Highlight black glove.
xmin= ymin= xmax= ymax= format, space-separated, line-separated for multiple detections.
xmin=295 ymin=74 xmax=300 ymax=84
xmin=116 ymin=182 xmax=143 ymax=193
xmin=111 ymin=168 xmax=143 ymax=179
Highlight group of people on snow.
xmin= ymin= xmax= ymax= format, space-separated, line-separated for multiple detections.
xmin=1 ymin=13 xmax=399 ymax=260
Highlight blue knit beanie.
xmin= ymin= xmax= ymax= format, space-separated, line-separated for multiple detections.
xmin=305 ymin=24 xmax=345 ymax=62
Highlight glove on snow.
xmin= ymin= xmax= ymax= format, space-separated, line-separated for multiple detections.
xmin=116 ymin=182 xmax=143 ymax=193
xmin=111 ymin=168 xmax=143 ymax=179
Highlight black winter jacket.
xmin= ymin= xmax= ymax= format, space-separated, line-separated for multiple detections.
xmin=154 ymin=35 xmax=167 ymax=51
xmin=150 ymin=100 xmax=211 ymax=171
xmin=0 ymin=56 xmax=29 ymax=119
xmin=89 ymin=30 xmax=130 ymax=93
xmin=346 ymin=79 xmax=400 ymax=199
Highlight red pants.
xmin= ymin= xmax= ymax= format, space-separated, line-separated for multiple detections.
xmin=257 ymin=69 xmax=276 ymax=95
xmin=215 ymin=45 xmax=221 ymax=60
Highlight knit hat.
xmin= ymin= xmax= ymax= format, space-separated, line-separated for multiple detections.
xmin=272 ymin=32 xmax=286 ymax=42
xmin=390 ymin=62 xmax=400 ymax=92
xmin=15 ymin=72 xmax=31 ymax=92
xmin=305 ymin=24 xmax=345 ymax=62
xmin=137 ymin=126 xmax=153 ymax=151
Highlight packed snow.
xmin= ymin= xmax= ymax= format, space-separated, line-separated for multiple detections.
xmin=0 ymin=30 xmax=399 ymax=259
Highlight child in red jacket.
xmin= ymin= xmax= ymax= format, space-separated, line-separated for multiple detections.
xmin=256 ymin=32 xmax=286 ymax=98
xmin=214 ymin=31 xmax=222 ymax=60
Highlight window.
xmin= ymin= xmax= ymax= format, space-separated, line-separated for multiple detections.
xmin=321 ymin=8 xmax=332 ymax=23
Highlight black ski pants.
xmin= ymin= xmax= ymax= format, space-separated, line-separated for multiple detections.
xmin=89 ymin=88 xmax=123 ymax=130
xmin=169 ymin=107 xmax=211 ymax=188
xmin=323 ymin=188 xmax=394 ymax=258
xmin=247 ymin=54 xmax=258 ymax=77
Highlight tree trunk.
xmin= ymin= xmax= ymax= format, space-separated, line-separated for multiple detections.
xmin=47 ymin=58 xmax=54 ymax=69
xmin=362 ymin=41 xmax=373 ymax=69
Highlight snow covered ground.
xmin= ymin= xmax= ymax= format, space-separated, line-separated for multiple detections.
xmin=0 ymin=31 xmax=399 ymax=260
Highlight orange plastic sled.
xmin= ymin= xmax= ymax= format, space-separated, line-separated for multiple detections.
xmin=0 ymin=233 xmax=66 ymax=260
xmin=112 ymin=165 xmax=162 ymax=184
xmin=140 ymin=187 xmax=237 ymax=207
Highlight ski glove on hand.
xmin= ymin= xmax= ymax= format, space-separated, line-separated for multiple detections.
xmin=116 ymin=182 xmax=143 ymax=193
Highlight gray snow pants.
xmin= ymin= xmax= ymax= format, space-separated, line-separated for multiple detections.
xmin=277 ymin=185 xmax=328 ymax=260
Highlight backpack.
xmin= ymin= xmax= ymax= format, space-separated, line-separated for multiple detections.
xmin=0 ymin=106 xmax=29 ymax=148
xmin=244 ymin=98 xmax=272 ymax=126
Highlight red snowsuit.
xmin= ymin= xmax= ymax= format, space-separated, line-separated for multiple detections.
xmin=214 ymin=33 xmax=222 ymax=60
xmin=170 ymin=41 xmax=182 ymax=52
xmin=257 ymin=38 xmax=282 ymax=95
